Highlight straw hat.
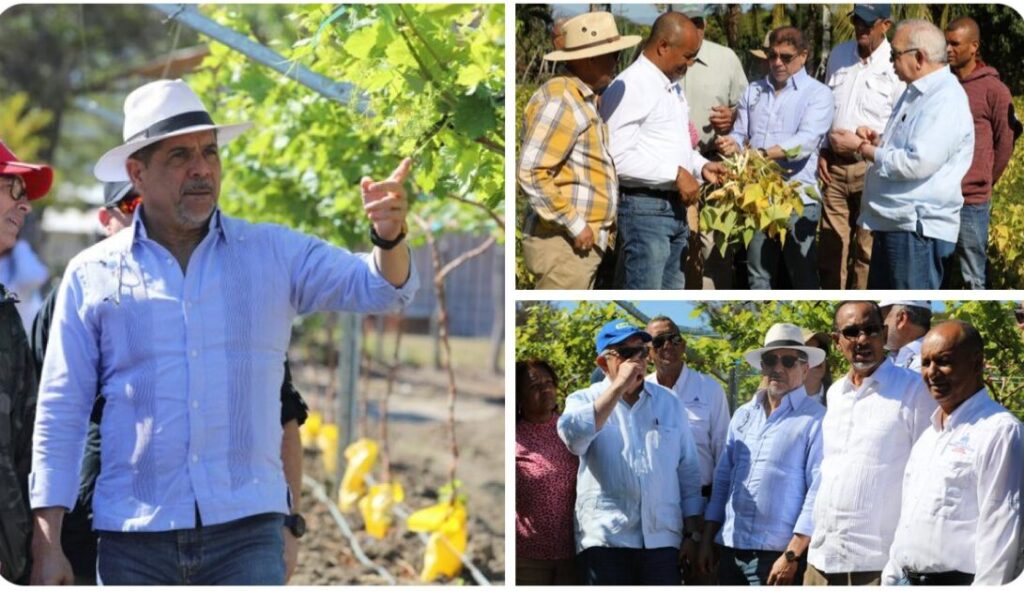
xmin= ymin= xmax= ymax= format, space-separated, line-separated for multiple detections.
xmin=544 ymin=11 xmax=640 ymax=62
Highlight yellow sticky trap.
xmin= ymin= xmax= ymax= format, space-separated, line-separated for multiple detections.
xmin=358 ymin=482 xmax=404 ymax=538
xmin=317 ymin=423 xmax=339 ymax=476
xmin=406 ymin=502 xmax=467 ymax=581
xmin=337 ymin=438 xmax=378 ymax=512
xmin=300 ymin=411 xmax=322 ymax=449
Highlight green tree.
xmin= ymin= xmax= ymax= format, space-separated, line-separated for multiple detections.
xmin=945 ymin=300 xmax=1024 ymax=422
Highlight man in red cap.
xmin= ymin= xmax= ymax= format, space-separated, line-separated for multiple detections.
xmin=0 ymin=140 xmax=52 ymax=583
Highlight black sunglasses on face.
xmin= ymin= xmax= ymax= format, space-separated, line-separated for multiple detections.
xmin=890 ymin=47 xmax=919 ymax=62
xmin=608 ymin=345 xmax=647 ymax=360
xmin=651 ymin=334 xmax=683 ymax=349
xmin=766 ymin=51 xmax=798 ymax=64
xmin=838 ymin=323 xmax=883 ymax=340
xmin=761 ymin=353 xmax=805 ymax=369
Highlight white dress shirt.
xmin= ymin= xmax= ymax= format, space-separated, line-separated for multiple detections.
xmin=826 ymin=39 xmax=905 ymax=135
xmin=647 ymin=367 xmax=729 ymax=488
xmin=600 ymin=53 xmax=709 ymax=190
xmin=892 ymin=337 xmax=923 ymax=372
xmin=809 ymin=359 xmax=936 ymax=573
xmin=882 ymin=389 xmax=1024 ymax=585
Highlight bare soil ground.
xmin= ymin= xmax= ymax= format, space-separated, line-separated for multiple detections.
xmin=286 ymin=362 xmax=505 ymax=585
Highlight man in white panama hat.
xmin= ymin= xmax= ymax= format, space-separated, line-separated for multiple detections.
xmin=517 ymin=11 xmax=640 ymax=290
xmin=697 ymin=323 xmax=826 ymax=585
xmin=29 ymin=78 xmax=418 ymax=585
xmin=879 ymin=300 xmax=931 ymax=371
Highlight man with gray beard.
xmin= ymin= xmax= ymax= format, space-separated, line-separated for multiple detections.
xmin=806 ymin=301 xmax=936 ymax=585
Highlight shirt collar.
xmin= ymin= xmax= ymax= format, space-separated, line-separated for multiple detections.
xmin=865 ymin=37 xmax=892 ymax=67
xmin=638 ymin=53 xmax=677 ymax=91
xmin=130 ymin=205 xmax=229 ymax=246
xmin=567 ymin=75 xmax=597 ymax=102
xmin=909 ymin=65 xmax=951 ymax=96
xmin=929 ymin=387 xmax=989 ymax=431
xmin=765 ymin=66 xmax=809 ymax=92
xmin=755 ymin=385 xmax=808 ymax=412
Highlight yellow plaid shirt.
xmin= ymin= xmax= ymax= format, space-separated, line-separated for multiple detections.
xmin=517 ymin=76 xmax=618 ymax=250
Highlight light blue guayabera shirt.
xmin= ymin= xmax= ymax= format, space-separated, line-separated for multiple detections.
xmin=859 ymin=66 xmax=974 ymax=244
xmin=705 ymin=386 xmax=825 ymax=552
xmin=558 ymin=378 xmax=703 ymax=552
xmin=729 ymin=68 xmax=834 ymax=204
xmin=30 ymin=208 xmax=417 ymax=532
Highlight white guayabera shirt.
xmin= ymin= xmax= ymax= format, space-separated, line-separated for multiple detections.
xmin=808 ymin=359 xmax=935 ymax=573
xmin=882 ymin=389 xmax=1024 ymax=585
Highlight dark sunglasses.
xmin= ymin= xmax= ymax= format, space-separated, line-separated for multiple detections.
xmin=838 ymin=323 xmax=883 ymax=340
xmin=111 ymin=194 xmax=142 ymax=215
xmin=890 ymin=47 xmax=919 ymax=62
xmin=2 ymin=176 xmax=26 ymax=202
xmin=607 ymin=345 xmax=647 ymax=360
xmin=766 ymin=51 xmax=798 ymax=64
xmin=651 ymin=334 xmax=683 ymax=349
xmin=761 ymin=353 xmax=805 ymax=369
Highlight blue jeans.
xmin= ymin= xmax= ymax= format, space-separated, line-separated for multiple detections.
xmin=97 ymin=512 xmax=285 ymax=585
xmin=747 ymin=203 xmax=820 ymax=289
xmin=954 ymin=202 xmax=991 ymax=289
xmin=578 ymin=546 xmax=681 ymax=585
xmin=718 ymin=546 xmax=806 ymax=586
xmin=867 ymin=230 xmax=956 ymax=289
xmin=615 ymin=191 xmax=689 ymax=289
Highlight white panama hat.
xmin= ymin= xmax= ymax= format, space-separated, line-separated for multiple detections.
xmin=744 ymin=323 xmax=826 ymax=369
xmin=878 ymin=300 xmax=931 ymax=310
xmin=93 ymin=79 xmax=252 ymax=182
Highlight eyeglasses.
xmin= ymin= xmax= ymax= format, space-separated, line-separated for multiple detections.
xmin=651 ymin=334 xmax=683 ymax=349
xmin=1 ymin=176 xmax=26 ymax=202
xmin=761 ymin=353 xmax=805 ymax=369
xmin=890 ymin=47 xmax=919 ymax=62
xmin=766 ymin=51 xmax=798 ymax=64
xmin=838 ymin=323 xmax=883 ymax=340
xmin=606 ymin=345 xmax=646 ymax=360
xmin=111 ymin=194 xmax=142 ymax=215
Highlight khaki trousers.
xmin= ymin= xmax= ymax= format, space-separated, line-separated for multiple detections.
xmin=818 ymin=159 xmax=872 ymax=290
xmin=516 ymin=556 xmax=577 ymax=585
xmin=804 ymin=562 xmax=882 ymax=586
xmin=522 ymin=230 xmax=602 ymax=290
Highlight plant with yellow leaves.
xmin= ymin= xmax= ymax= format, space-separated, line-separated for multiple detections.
xmin=700 ymin=148 xmax=819 ymax=257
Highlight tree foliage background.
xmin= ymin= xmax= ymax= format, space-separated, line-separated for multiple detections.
xmin=516 ymin=300 xmax=1024 ymax=423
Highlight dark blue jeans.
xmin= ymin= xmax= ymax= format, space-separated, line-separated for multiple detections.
xmin=747 ymin=202 xmax=820 ymax=289
xmin=868 ymin=230 xmax=956 ymax=289
xmin=954 ymin=202 xmax=991 ymax=290
xmin=96 ymin=512 xmax=285 ymax=585
xmin=718 ymin=546 xmax=806 ymax=586
xmin=615 ymin=190 xmax=689 ymax=289
xmin=578 ymin=546 xmax=681 ymax=585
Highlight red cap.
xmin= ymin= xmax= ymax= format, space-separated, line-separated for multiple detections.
xmin=0 ymin=140 xmax=53 ymax=200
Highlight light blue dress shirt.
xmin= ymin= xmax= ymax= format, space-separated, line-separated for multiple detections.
xmin=30 ymin=208 xmax=417 ymax=532
xmin=859 ymin=66 xmax=975 ymax=244
xmin=558 ymin=378 xmax=703 ymax=552
xmin=705 ymin=386 xmax=825 ymax=552
xmin=730 ymin=68 xmax=834 ymax=204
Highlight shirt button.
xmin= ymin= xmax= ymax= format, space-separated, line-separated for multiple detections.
xmin=192 ymin=454 xmax=199 ymax=463
xmin=190 ymin=349 xmax=198 ymax=357
xmin=166 ymin=258 xmax=173 ymax=265
xmin=191 ymin=400 xmax=199 ymax=409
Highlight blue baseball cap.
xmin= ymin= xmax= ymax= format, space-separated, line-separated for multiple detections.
xmin=851 ymin=4 xmax=891 ymax=23
xmin=595 ymin=319 xmax=652 ymax=354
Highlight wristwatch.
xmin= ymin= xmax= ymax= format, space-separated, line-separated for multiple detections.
xmin=284 ymin=513 xmax=307 ymax=538
xmin=688 ymin=531 xmax=702 ymax=543
xmin=784 ymin=549 xmax=799 ymax=563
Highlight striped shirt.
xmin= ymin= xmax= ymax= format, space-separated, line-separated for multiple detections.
xmin=518 ymin=76 xmax=618 ymax=251
xmin=30 ymin=208 xmax=417 ymax=532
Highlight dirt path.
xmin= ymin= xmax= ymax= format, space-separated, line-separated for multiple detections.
xmin=287 ymin=364 xmax=505 ymax=585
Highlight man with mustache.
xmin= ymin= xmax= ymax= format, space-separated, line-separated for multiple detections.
xmin=879 ymin=300 xmax=931 ymax=372
xmin=883 ymin=320 xmax=1023 ymax=585
xmin=643 ymin=315 xmax=728 ymax=583
xmin=819 ymin=5 xmax=904 ymax=290
xmin=805 ymin=301 xmax=935 ymax=585
xmin=0 ymin=140 xmax=52 ymax=584
xmin=558 ymin=319 xmax=703 ymax=585
xmin=697 ymin=323 xmax=826 ymax=585
xmin=716 ymin=27 xmax=833 ymax=289
xmin=600 ymin=12 xmax=726 ymax=289
xmin=29 ymin=79 xmax=417 ymax=585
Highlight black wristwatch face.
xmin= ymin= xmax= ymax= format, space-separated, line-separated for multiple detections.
xmin=286 ymin=513 xmax=306 ymax=538
xmin=784 ymin=550 xmax=797 ymax=562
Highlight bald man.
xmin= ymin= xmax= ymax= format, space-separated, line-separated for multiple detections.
xmin=600 ymin=12 xmax=725 ymax=290
xmin=882 ymin=321 xmax=1023 ymax=585
xmin=944 ymin=17 xmax=1017 ymax=290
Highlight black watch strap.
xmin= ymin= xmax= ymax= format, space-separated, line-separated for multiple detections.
xmin=370 ymin=224 xmax=407 ymax=250
xmin=284 ymin=513 xmax=306 ymax=538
